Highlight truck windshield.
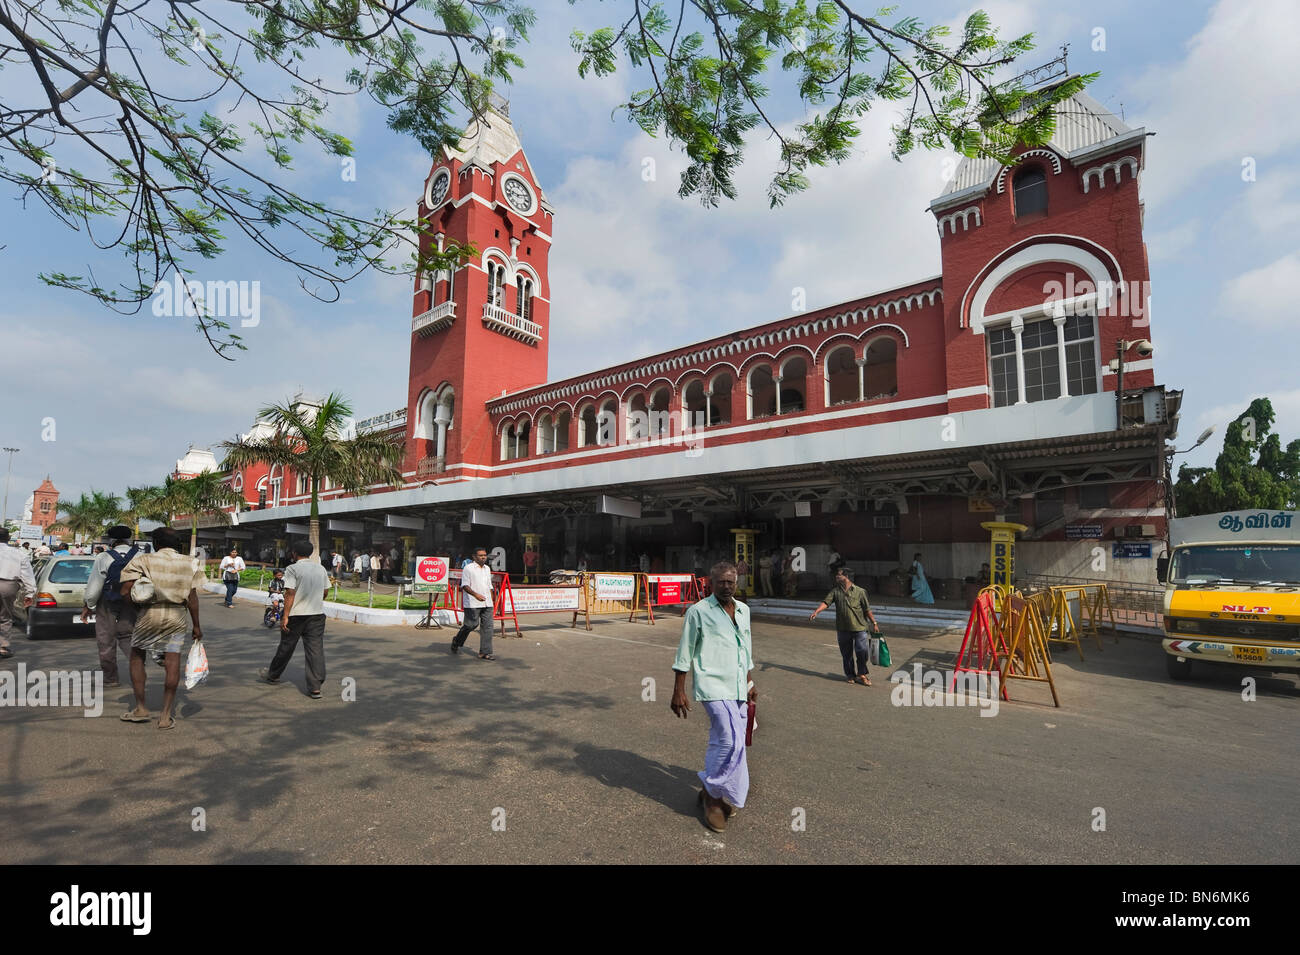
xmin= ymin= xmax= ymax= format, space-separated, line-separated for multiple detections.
xmin=1170 ymin=545 xmax=1300 ymax=585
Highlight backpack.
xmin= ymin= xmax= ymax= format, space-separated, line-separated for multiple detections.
xmin=103 ymin=546 xmax=139 ymax=603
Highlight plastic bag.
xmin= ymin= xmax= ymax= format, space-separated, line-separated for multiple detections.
xmin=185 ymin=640 xmax=209 ymax=690
xmin=870 ymin=631 xmax=891 ymax=668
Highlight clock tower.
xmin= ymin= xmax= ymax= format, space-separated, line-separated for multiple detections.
xmin=405 ymin=96 xmax=553 ymax=481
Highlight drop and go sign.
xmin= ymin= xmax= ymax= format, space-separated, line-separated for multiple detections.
xmin=413 ymin=556 xmax=449 ymax=594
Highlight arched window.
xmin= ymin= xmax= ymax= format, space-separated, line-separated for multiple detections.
xmin=683 ymin=380 xmax=707 ymax=430
xmin=516 ymin=276 xmax=534 ymax=322
xmin=825 ymin=345 xmax=859 ymax=405
xmin=625 ymin=393 xmax=651 ymax=441
xmin=487 ymin=259 xmax=507 ymax=307
xmin=597 ymin=398 xmax=618 ymax=446
xmin=710 ymin=374 xmax=733 ymax=425
xmin=748 ymin=365 xmax=776 ymax=419
xmin=1013 ymin=167 xmax=1048 ymax=217
xmin=778 ymin=357 xmax=807 ymax=414
xmin=514 ymin=418 xmax=530 ymax=458
xmin=536 ymin=413 xmax=555 ymax=454
xmin=578 ymin=404 xmax=599 ymax=448
xmin=648 ymin=387 xmax=672 ymax=437
xmin=864 ymin=338 xmax=898 ymax=400
xmin=554 ymin=409 xmax=572 ymax=452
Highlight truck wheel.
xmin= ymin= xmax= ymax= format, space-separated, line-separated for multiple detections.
xmin=1166 ymin=654 xmax=1192 ymax=680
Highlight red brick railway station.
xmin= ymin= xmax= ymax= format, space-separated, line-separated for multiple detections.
xmin=193 ymin=73 xmax=1181 ymax=594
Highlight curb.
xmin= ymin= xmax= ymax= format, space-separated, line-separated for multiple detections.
xmin=203 ymin=581 xmax=444 ymax=628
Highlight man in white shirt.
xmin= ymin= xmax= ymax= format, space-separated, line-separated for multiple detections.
xmin=331 ymin=550 xmax=343 ymax=580
xmin=450 ymin=547 xmax=496 ymax=660
xmin=259 ymin=541 xmax=332 ymax=699
xmin=0 ymin=529 xmax=36 ymax=658
xmin=218 ymin=547 xmax=246 ymax=607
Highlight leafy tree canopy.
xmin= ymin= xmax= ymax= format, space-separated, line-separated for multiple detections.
xmin=2 ymin=0 xmax=1090 ymax=356
xmin=1174 ymin=398 xmax=1300 ymax=515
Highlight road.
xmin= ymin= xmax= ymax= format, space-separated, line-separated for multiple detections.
xmin=2 ymin=592 xmax=1297 ymax=864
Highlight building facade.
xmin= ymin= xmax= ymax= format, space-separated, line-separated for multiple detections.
xmin=212 ymin=79 xmax=1179 ymax=592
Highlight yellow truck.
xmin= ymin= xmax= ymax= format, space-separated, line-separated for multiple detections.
xmin=1159 ymin=510 xmax=1300 ymax=680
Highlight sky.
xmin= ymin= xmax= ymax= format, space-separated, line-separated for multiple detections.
xmin=2 ymin=0 xmax=1298 ymax=517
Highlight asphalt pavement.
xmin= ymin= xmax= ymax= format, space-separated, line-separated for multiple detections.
xmin=2 ymin=591 xmax=1297 ymax=864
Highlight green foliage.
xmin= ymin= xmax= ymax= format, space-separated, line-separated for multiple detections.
xmin=2 ymin=0 xmax=525 ymax=356
xmin=6 ymin=0 xmax=1081 ymax=351
xmin=220 ymin=392 xmax=405 ymax=552
xmin=572 ymin=2 xmax=1094 ymax=208
xmin=53 ymin=489 xmax=121 ymax=540
xmin=1174 ymin=398 xmax=1300 ymax=515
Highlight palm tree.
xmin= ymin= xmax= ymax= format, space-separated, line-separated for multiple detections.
xmin=55 ymin=492 xmax=107 ymax=542
xmin=162 ymin=472 xmax=243 ymax=555
xmin=122 ymin=484 xmax=171 ymax=538
xmin=221 ymin=393 xmax=405 ymax=555
xmin=89 ymin=490 xmax=122 ymax=529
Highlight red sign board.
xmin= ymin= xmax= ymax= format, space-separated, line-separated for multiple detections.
xmin=657 ymin=581 xmax=682 ymax=604
xmin=414 ymin=556 xmax=449 ymax=594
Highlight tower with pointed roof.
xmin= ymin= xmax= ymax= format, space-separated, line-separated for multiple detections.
xmin=930 ymin=70 xmax=1153 ymax=414
xmin=31 ymin=476 xmax=58 ymax=532
xmin=405 ymin=96 xmax=554 ymax=480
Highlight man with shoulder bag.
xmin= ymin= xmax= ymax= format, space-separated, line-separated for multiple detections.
xmin=82 ymin=525 xmax=139 ymax=687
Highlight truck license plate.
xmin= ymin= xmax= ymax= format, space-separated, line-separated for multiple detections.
xmin=1233 ymin=645 xmax=1266 ymax=662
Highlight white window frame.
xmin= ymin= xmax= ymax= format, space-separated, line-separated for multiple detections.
xmin=985 ymin=294 xmax=1102 ymax=407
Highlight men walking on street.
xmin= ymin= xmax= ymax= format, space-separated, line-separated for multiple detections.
xmin=219 ymin=547 xmax=245 ymax=607
xmin=450 ymin=547 xmax=495 ymax=660
xmin=810 ymin=567 xmax=879 ymax=686
xmin=259 ymin=541 xmax=331 ymax=699
xmin=0 ymin=529 xmax=36 ymax=659
xmin=119 ymin=527 xmax=205 ymax=729
xmin=671 ymin=561 xmax=757 ymax=833
xmin=82 ymin=525 xmax=139 ymax=687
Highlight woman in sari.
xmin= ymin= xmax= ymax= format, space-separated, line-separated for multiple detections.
xmin=910 ymin=552 xmax=935 ymax=604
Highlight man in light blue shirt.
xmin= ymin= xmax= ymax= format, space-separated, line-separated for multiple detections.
xmin=671 ymin=560 xmax=757 ymax=833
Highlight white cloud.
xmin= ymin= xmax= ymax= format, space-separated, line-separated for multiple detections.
xmin=1145 ymin=220 xmax=1201 ymax=262
xmin=1217 ymin=251 xmax=1300 ymax=326
xmin=1135 ymin=0 xmax=1300 ymax=208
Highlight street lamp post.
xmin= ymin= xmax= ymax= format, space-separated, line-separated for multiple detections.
xmin=2 ymin=447 xmax=18 ymax=528
xmin=1164 ymin=426 xmax=1216 ymax=518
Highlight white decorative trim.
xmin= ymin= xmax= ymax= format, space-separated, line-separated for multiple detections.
xmin=1081 ymin=156 xmax=1139 ymax=193
xmin=995 ymin=149 xmax=1063 ymax=194
xmin=937 ymin=205 xmax=982 ymax=237
xmin=961 ymin=235 xmax=1125 ymax=331
xmin=486 ymin=294 xmax=935 ymax=414
xmin=946 ymin=385 xmax=992 ymax=400
xmin=480 ymin=393 xmax=954 ymax=471
xmin=1101 ymin=359 xmax=1153 ymax=376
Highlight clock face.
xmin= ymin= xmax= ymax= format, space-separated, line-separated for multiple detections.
xmin=428 ymin=170 xmax=450 ymax=208
xmin=503 ymin=175 xmax=534 ymax=213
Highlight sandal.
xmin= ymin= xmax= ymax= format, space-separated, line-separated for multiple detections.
xmin=157 ymin=716 xmax=176 ymax=730
xmin=855 ymin=675 xmax=872 ymax=687
xmin=478 ymin=653 xmax=496 ymax=661
xmin=121 ymin=710 xmax=151 ymax=723
xmin=0 ymin=647 xmax=13 ymax=658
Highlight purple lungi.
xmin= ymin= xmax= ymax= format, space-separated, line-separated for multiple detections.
xmin=699 ymin=699 xmax=749 ymax=809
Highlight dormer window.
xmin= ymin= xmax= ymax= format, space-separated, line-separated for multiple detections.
xmin=1013 ymin=167 xmax=1048 ymax=217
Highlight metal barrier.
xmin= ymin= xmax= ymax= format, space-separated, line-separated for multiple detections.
xmin=1023 ymin=573 xmax=1164 ymax=630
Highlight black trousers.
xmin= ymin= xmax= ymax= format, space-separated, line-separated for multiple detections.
xmin=268 ymin=614 xmax=326 ymax=692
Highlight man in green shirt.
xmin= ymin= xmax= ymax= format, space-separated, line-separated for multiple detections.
xmin=671 ymin=561 xmax=757 ymax=833
xmin=810 ymin=566 xmax=879 ymax=686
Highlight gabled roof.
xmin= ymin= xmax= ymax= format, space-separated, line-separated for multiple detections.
xmin=35 ymin=476 xmax=57 ymax=493
xmin=440 ymin=100 xmax=548 ymax=205
xmin=934 ymin=80 xmax=1145 ymax=208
